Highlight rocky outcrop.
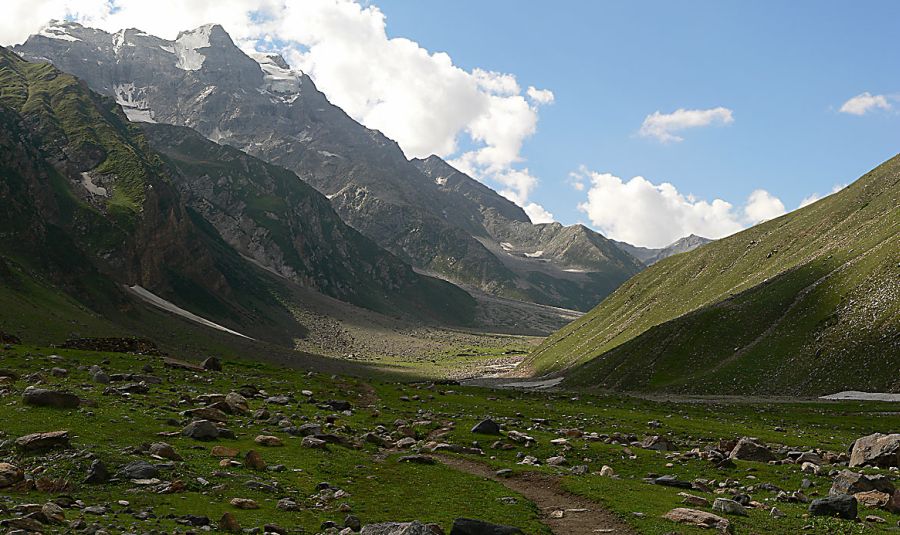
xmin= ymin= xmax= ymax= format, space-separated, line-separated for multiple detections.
xmin=849 ymin=433 xmax=900 ymax=468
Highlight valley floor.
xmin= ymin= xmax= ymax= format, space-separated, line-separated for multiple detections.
xmin=0 ymin=344 xmax=898 ymax=534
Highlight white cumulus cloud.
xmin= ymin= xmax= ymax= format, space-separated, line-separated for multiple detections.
xmin=526 ymin=86 xmax=555 ymax=105
xmin=524 ymin=203 xmax=555 ymax=224
xmin=798 ymin=184 xmax=846 ymax=208
xmin=574 ymin=168 xmax=786 ymax=248
xmin=0 ymin=0 xmax=554 ymax=218
xmin=839 ymin=92 xmax=892 ymax=115
xmin=743 ymin=189 xmax=786 ymax=224
xmin=639 ymin=106 xmax=734 ymax=143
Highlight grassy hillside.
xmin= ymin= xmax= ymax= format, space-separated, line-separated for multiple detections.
xmin=0 ymin=343 xmax=897 ymax=534
xmin=524 ymin=155 xmax=899 ymax=395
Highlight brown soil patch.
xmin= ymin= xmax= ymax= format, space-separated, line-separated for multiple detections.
xmin=436 ymin=455 xmax=637 ymax=535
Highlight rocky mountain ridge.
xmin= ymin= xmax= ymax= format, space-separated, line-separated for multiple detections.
xmin=15 ymin=21 xmax=642 ymax=311
xmin=0 ymin=45 xmax=474 ymax=349
xmin=613 ymin=234 xmax=713 ymax=266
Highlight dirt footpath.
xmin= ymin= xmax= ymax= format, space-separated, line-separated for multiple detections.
xmin=436 ymin=455 xmax=637 ymax=535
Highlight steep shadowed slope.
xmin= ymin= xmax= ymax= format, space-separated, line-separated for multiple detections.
xmin=525 ymin=156 xmax=900 ymax=395
xmin=0 ymin=47 xmax=474 ymax=349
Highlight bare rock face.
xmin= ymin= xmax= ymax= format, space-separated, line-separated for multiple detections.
xmin=849 ymin=433 xmax=900 ymax=468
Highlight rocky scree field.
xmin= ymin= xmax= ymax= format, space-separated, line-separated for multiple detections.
xmin=0 ymin=342 xmax=899 ymax=534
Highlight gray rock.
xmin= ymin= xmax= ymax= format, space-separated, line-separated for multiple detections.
xmin=182 ymin=420 xmax=219 ymax=440
xmin=849 ymin=433 xmax=900 ymax=468
xmin=201 ymin=356 xmax=222 ymax=371
xmin=471 ymin=419 xmax=501 ymax=435
xmin=85 ymin=459 xmax=110 ymax=484
xmin=15 ymin=430 xmax=70 ymax=453
xmin=22 ymin=387 xmax=80 ymax=409
xmin=829 ymin=469 xmax=895 ymax=496
xmin=729 ymin=437 xmax=776 ymax=462
xmin=809 ymin=495 xmax=857 ymax=520
xmin=654 ymin=475 xmax=693 ymax=489
xmin=0 ymin=462 xmax=23 ymax=488
xmin=712 ymin=498 xmax=748 ymax=516
xmin=119 ymin=460 xmax=160 ymax=480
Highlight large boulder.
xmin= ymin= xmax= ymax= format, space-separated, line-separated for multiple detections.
xmin=712 ymin=498 xmax=748 ymax=516
xmin=642 ymin=435 xmax=677 ymax=451
xmin=450 ymin=518 xmax=523 ymax=535
xmin=182 ymin=420 xmax=220 ymax=440
xmin=729 ymin=437 xmax=776 ymax=462
xmin=809 ymin=495 xmax=857 ymax=519
xmin=0 ymin=463 xmax=23 ymax=488
xmin=849 ymin=433 xmax=900 ymax=468
xmin=471 ymin=419 xmax=501 ymax=435
xmin=201 ymin=356 xmax=222 ymax=371
xmin=664 ymin=508 xmax=732 ymax=532
xmin=119 ymin=460 xmax=160 ymax=480
xmin=85 ymin=459 xmax=110 ymax=484
xmin=22 ymin=386 xmax=80 ymax=409
xmin=829 ymin=469 xmax=895 ymax=496
xmin=149 ymin=442 xmax=182 ymax=460
xmin=15 ymin=430 xmax=70 ymax=453
xmin=224 ymin=392 xmax=249 ymax=414
xmin=361 ymin=521 xmax=441 ymax=535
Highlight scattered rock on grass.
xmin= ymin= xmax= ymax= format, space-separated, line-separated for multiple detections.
xmin=0 ymin=463 xmax=23 ymax=488
xmin=182 ymin=420 xmax=219 ymax=440
xmin=664 ymin=508 xmax=731 ymax=532
xmin=22 ymin=387 xmax=80 ymax=409
xmin=809 ymin=495 xmax=857 ymax=520
xmin=729 ymin=437 xmax=776 ymax=462
xmin=471 ymin=419 xmax=501 ymax=435
xmin=15 ymin=430 xmax=70 ymax=453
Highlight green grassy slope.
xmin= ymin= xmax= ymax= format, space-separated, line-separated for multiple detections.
xmin=1 ymin=343 xmax=898 ymax=534
xmin=524 ymin=155 xmax=900 ymax=395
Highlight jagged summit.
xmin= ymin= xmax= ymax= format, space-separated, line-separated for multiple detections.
xmin=16 ymin=23 xmax=644 ymax=313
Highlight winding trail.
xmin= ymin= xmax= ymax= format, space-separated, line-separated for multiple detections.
xmin=435 ymin=455 xmax=636 ymax=535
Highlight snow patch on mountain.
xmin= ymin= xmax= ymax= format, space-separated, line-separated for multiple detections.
xmin=38 ymin=22 xmax=80 ymax=42
xmin=173 ymin=25 xmax=214 ymax=71
xmin=80 ymin=172 xmax=108 ymax=197
xmin=250 ymin=52 xmax=303 ymax=94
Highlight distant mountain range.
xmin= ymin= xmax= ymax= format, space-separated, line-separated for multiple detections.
xmin=14 ymin=21 xmax=643 ymax=313
xmin=524 ymin=156 xmax=900 ymax=396
xmin=612 ymin=234 xmax=712 ymax=266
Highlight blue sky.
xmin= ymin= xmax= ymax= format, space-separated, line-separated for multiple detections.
xmin=375 ymin=0 xmax=900 ymax=239
xmin=6 ymin=0 xmax=898 ymax=246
